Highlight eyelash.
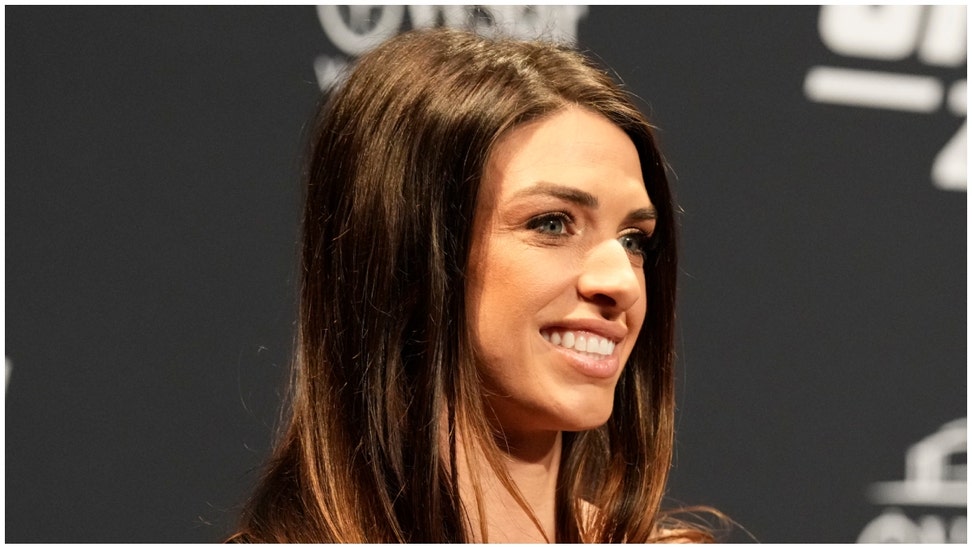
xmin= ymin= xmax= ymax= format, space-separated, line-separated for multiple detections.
xmin=525 ymin=212 xmax=574 ymax=236
xmin=618 ymin=229 xmax=656 ymax=259
xmin=525 ymin=212 xmax=657 ymax=258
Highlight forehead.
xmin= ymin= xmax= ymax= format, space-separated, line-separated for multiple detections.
xmin=482 ymin=106 xmax=648 ymax=204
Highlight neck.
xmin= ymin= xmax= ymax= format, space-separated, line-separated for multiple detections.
xmin=457 ymin=429 xmax=562 ymax=543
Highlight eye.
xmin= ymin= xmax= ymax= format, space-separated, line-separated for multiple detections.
xmin=618 ymin=230 xmax=655 ymax=258
xmin=526 ymin=212 xmax=573 ymax=236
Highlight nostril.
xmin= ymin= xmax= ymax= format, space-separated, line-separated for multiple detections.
xmin=585 ymin=292 xmax=618 ymax=309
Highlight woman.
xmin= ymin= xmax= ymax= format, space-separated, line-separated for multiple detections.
xmin=232 ymin=27 xmax=716 ymax=543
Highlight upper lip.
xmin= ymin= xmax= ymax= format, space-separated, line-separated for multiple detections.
xmin=540 ymin=318 xmax=628 ymax=343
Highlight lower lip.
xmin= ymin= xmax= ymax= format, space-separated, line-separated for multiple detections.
xmin=546 ymin=339 xmax=621 ymax=379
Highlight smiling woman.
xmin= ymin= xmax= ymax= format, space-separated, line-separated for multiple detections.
xmin=467 ymin=107 xmax=654 ymax=439
xmin=229 ymin=27 xmax=719 ymax=543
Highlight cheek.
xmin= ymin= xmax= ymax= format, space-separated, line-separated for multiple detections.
xmin=469 ymin=250 xmax=545 ymax=337
xmin=620 ymin=273 xmax=649 ymax=362
xmin=634 ymin=274 xmax=648 ymax=326
xmin=466 ymin=243 xmax=574 ymax=371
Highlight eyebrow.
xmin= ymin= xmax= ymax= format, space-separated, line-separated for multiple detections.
xmin=510 ymin=181 xmax=657 ymax=222
xmin=510 ymin=181 xmax=599 ymax=208
xmin=626 ymin=207 xmax=658 ymax=223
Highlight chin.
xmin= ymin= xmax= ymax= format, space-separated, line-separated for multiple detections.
xmin=553 ymin=399 xmax=616 ymax=432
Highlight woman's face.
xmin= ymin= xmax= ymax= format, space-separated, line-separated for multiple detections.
xmin=466 ymin=106 xmax=655 ymax=441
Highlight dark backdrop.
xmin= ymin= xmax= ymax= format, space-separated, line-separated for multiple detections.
xmin=6 ymin=6 xmax=966 ymax=543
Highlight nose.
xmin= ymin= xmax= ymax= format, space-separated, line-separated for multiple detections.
xmin=576 ymin=239 xmax=642 ymax=314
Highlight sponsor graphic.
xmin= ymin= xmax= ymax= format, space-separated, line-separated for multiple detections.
xmin=857 ymin=418 xmax=967 ymax=543
xmin=803 ymin=6 xmax=967 ymax=191
xmin=313 ymin=5 xmax=588 ymax=91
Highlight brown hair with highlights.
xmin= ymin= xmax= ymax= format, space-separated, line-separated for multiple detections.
xmin=231 ymin=27 xmax=717 ymax=543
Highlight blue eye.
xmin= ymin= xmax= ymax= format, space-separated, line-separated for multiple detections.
xmin=527 ymin=213 xmax=572 ymax=235
xmin=619 ymin=231 xmax=654 ymax=258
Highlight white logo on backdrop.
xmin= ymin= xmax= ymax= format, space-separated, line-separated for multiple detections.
xmin=313 ymin=5 xmax=588 ymax=91
xmin=803 ymin=5 xmax=967 ymax=191
xmin=857 ymin=418 xmax=967 ymax=543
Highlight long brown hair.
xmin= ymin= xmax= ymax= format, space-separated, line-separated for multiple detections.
xmin=232 ymin=27 xmax=712 ymax=543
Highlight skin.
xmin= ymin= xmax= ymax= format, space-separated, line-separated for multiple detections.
xmin=463 ymin=105 xmax=656 ymax=542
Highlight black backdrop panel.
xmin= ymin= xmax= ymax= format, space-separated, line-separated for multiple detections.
xmin=5 ymin=6 xmax=966 ymax=543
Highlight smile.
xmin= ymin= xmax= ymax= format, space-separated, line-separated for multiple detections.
xmin=541 ymin=329 xmax=616 ymax=360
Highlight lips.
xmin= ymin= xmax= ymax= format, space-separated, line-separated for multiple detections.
xmin=541 ymin=329 xmax=616 ymax=359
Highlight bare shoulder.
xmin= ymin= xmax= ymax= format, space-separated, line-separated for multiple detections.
xmin=651 ymin=527 xmax=706 ymax=543
xmin=578 ymin=500 xmax=716 ymax=543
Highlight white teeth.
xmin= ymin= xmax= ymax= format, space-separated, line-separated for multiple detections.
xmin=542 ymin=329 xmax=616 ymax=357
